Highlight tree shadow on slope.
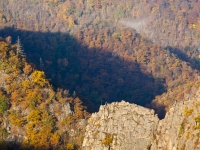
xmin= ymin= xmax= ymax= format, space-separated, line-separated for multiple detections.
xmin=0 ymin=141 xmax=28 ymax=150
xmin=0 ymin=27 xmax=166 ymax=117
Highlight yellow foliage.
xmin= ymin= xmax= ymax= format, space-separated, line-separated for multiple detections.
xmin=194 ymin=113 xmax=200 ymax=123
xmin=39 ymin=126 xmax=52 ymax=137
xmin=23 ymin=63 xmax=33 ymax=75
xmin=26 ymin=130 xmax=50 ymax=149
xmin=73 ymin=97 xmax=84 ymax=119
xmin=41 ymin=111 xmax=54 ymax=128
xmin=68 ymin=16 xmax=76 ymax=28
xmin=183 ymin=106 xmax=193 ymax=117
xmin=31 ymin=70 xmax=48 ymax=87
xmin=188 ymin=23 xmax=196 ymax=29
xmin=25 ymin=110 xmax=55 ymax=149
xmin=9 ymin=111 xmax=25 ymax=127
xmin=0 ymin=41 xmax=8 ymax=58
xmin=10 ymin=90 xmax=23 ymax=102
xmin=8 ymin=55 xmax=21 ymax=69
xmin=21 ymin=80 xmax=33 ymax=89
xmin=4 ymin=67 xmax=15 ymax=74
xmin=64 ymin=115 xmax=72 ymax=125
xmin=50 ymin=133 xmax=60 ymax=146
xmin=192 ymin=24 xmax=196 ymax=28
xmin=59 ymin=115 xmax=72 ymax=128
xmin=26 ymin=88 xmax=43 ymax=108
xmin=26 ymin=122 xmax=38 ymax=135
xmin=88 ymin=118 xmax=94 ymax=124
xmin=185 ymin=132 xmax=190 ymax=139
xmin=102 ymin=133 xmax=113 ymax=146
xmin=66 ymin=143 xmax=74 ymax=150
xmin=27 ymin=109 xmax=41 ymax=123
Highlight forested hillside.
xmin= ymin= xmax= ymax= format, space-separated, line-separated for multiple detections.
xmin=0 ymin=38 xmax=89 ymax=149
xmin=0 ymin=0 xmax=200 ymax=149
xmin=0 ymin=0 xmax=200 ymax=117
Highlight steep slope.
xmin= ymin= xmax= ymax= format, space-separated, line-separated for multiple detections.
xmin=82 ymin=87 xmax=200 ymax=150
xmin=0 ymin=37 xmax=89 ymax=149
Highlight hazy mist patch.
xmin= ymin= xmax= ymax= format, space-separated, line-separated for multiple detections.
xmin=119 ymin=17 xmax=151 ymax=33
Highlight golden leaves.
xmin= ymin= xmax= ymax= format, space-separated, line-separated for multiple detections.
xmin=31 ymin=70 xmax=48 ymax=87
xmin=9 ymin=111 xmax=25 ymax=127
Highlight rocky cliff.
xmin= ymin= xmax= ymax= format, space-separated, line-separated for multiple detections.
xmin=82 ymin=101 xmax=158 ymax=150
xmin=151 ymin=90 xmax=200 ymax=150
xmin=82 ymin=89 xmax=200 ymax=150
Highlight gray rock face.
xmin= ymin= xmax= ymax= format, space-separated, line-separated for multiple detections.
xmin=151 ymin=90 xmax=200 ymax=150
xmin=49 ymin=101 xmax=72 ymax=121
xmin=82 ymin=89 xmax=200 ymax=150
xmin=82 ymin=100 xmax=159 ymax=150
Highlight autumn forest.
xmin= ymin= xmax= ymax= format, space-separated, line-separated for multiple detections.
xmin=0 ymin=0 xmax=200 ymax=149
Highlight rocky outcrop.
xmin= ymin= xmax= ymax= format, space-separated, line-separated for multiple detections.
xmin=82 ymin=101 xmax=159 ymax=150
xmin=49 ymin=101 xmax=72 ymax=121
xmin=82 ymin=89 xmax=200 ymax=150
xmin=151 ymin=91 xmax=200 ymax=150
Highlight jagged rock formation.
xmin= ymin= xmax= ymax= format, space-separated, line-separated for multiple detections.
xmin=82 ymin=101 xmax=159 ymax=150
xmin=151 ymin=90 xmax=200 ymax=150
xmin=82 ymin=89 xmax=200 ymax=150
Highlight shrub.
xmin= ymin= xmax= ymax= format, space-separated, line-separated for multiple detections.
xmin=9 ymin=111 xmax=25 ymax=127
xmin=66 ymin=143 xmax=74 ymax=150
xmin=0 ymin=95 xmax=9 ymax=114
xmin=102 ymin=133 xmax=113 ymax=147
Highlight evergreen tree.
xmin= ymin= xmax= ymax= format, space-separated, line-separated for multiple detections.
xmin=16 ymin=36 xmax=25 ymax=57
xmin=39 ymin=57 xmax=44 ymax=70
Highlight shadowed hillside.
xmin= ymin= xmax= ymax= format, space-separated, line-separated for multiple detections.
xmin=0 ymin=27 xmax=167 ymax=113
